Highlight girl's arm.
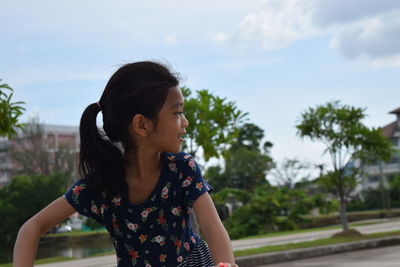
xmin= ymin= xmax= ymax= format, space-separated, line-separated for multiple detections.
xmin=13 ymin=196 xmax=76 ymax=267
xmin=193 ymin=192 xmax=237 ymax=266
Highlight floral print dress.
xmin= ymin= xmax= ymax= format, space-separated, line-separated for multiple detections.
xmin=64 ymin=152 xmax=213 ymax=267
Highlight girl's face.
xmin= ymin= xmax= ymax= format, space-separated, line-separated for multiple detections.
xmin=148 ymin=86 xmax=189 ymax=153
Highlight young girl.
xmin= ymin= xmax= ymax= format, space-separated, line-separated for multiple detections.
xmin=13 ymin=61 xmax=237 ymax=267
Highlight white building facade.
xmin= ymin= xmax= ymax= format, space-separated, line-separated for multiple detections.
xmin=0 ymin=124 xmax=80 ymax=186
xmin=359 ymin=107 xmax=400 ymax=191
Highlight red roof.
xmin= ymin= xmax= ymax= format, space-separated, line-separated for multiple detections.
xmin=381 ymin=121 xmax=397 ymax=138
xmin=389 ymin=107 xmax=400 ymax=114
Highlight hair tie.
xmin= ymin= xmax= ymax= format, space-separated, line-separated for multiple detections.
xmin=96 ymin=102 xmax=102 ymax=111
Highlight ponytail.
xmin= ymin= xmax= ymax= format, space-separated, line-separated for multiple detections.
xmin=78 ymin=61 xmax=179 ymax=197
xmin=78 ymin=102 xmax=127 ymax=196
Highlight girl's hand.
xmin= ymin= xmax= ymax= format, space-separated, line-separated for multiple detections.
xmin=213 ymin=263 xmax=239 ymax=267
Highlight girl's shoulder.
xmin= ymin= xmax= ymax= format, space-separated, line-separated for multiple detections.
xmin=164 ymin=152 xmax=198 ymax=174
xmin=65 ymin=179 xmax=110 ymax=203
xmin=64 ymin=178 xmax=113 ymax=219
xmin=165 ymin=151 xmax=193 ymax=162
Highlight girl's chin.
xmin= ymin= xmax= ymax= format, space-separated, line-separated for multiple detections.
xmin=163 ymin=146 xmax=182 ymax=154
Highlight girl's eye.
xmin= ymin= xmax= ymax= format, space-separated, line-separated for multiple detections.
xmin=175 ymin=112 xmax=184 ymax=115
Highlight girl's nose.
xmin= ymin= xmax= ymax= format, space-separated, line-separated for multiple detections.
xmin=183 ymin=115 xmax=189 ymax=128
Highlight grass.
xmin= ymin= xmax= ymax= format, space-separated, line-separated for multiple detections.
xmin=88 ymin=250 xmax=115 ymax=257
xmin=45 ymin=228 xmax=107 ymax=238
xmin=234 ymin=230 xmax=400 ymax=257
xmin=237 ymin=220 xmax=389 ymax=240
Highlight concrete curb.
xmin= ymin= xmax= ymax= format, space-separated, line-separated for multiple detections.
xmin=235 ymin=235 xmax=400 ymax=267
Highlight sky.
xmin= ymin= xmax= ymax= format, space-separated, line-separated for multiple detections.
xmin=1 ymin=0 xmax=400 ymax=177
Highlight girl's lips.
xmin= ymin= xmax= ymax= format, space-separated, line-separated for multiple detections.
xmin=178 ymin=133 xmax=185 ymax=141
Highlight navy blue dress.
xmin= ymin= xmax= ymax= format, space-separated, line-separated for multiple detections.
xmin=64 ymin=152 xmax=214 ymax=266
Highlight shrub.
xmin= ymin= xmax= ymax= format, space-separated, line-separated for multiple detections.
xmin=0 ymin=173 xmax=68 ymax=248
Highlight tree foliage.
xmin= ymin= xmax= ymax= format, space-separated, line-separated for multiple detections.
xmin=223 ymin=185 xmax=324 ymax=239
xmin=223 ymin=185 xmax=279 ymax=239
xmin=211 ymin=188 xmax=252 ymax=221
xmin=296 ymin=100 xmax=395 ymax=231
xmin=224 ymin=147 xmax=273 ymax=191
xmin=230 ymin=122 xmax=268 ymax=152
xmin=0 ymin=173 xmax=69 ymax=248
xmin=0 ymin=79 xmax=25 ymax=138
xmin=391 ymin=174 xmax=400 ymax=190
xmin=181 ymin=87 xmax=248 ymax=161
xmin=211 ymin=188 xmax=252 ymax=206
xmin=390 ymin=174 xmax=400 ymax=206
xmin=206 ymin=123 xmax=274 ymax=192
xmin=205 ymin=165 xmax=228 ymax=193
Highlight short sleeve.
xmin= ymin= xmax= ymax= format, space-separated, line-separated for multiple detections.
xmin=181 ymin=156 xmax=213 ymax=208
xmin=64 ymin=179 xmax=97 ymax=218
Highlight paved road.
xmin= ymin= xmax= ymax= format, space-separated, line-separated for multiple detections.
xmin=36 ymin=218 xmax=400 ymax=267
xmin=262 ymin=245 xmax=400 ymax=267
xmin=231 ymin=218 xmax=400 ymax=250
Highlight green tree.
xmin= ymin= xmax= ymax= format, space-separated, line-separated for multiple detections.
xmin=390 ymin=174 xmax=400 ymax=204
xmin=0 ymin=173 xmax=68 ymax=248
xmin=206 ymin=123 xmax=274 ymax=191
xmin=211 ymin=188 xmax=252 ymax=221
xmin=230 ymin=122 xmax=266 ymax=151
xmin=294 ymin=170 xmax=339 ymax=215
xmin=181 ymin=87 xmax=248 ymax=161
xmin=296 ymin=100 xmax=394 ymax=232
xmin=223 ymin=185 xmax=280 ymax=239
xmin=0 ymin=79 xmax=25 ymax=138
xmin=224 ymin=147 xmax=272 ymax=191
xmin=211 ymin=188 xmax=252 ymax=206
xmin=274 ymin=187 xmax=315 ymax=225
xmin=223 ymin=184 xmax=318 ymax=239
xmin=204 ymin=165 xmax=228 ymax=193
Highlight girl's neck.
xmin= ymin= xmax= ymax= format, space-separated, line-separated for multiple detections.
xmin=124 ymin=149 xmax=162 ymax=182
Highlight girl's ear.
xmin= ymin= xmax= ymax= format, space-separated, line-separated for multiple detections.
xmin=131 ymin=114 xmax=153 ymax=137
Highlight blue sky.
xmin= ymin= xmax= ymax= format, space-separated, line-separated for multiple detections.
xmin=2 ymin=0 xmax=400 ymax=175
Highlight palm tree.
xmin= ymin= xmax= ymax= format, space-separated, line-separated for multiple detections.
xmin=0 ymin=79 xmax=25 ymax=137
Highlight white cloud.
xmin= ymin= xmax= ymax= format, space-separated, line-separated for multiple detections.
xmin=212 ymin=33 xmax=228 ymax=42
xmin=369 ymin=55 xmax=400 ymax=68
xmin=312 ymin=0 xmax=400 ymax=27
xmin=216 ymin=0 xmax=400 ymax=67
xmin=329 ymin=10 xmax=400 ymax=64
xmin=164 ymin=35 xmax=177 ymax=46
xmin=1 ymin=0 xmax=264 ymax=46
xmin=3 ymin=67 xmax=108 ymax=88
xmin=216 ymin=0 xmax=318 ymax=50
xmin=215 ymin=57 xmax=283 ymax=71
xmin=3 ymin=0 xmax=400 ymax=67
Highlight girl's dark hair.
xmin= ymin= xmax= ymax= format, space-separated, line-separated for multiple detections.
xmin=79 ymin=61 xmax=179 ymax=197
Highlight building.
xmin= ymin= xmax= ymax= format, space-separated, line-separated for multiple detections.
xmin=359 ymin=107 xmax=400 ymax=191
xmin=0 ymin=124 xmax=80 ymax=186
